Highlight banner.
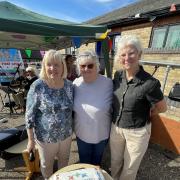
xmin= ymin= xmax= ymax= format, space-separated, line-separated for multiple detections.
xmin=0 ymin=49 xmax=24 ymax=83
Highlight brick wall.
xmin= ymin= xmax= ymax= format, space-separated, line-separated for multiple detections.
xmin=121 ymin=23 xmax=152 ymax=48
xmin=59 ymin=49 xmax=65 ymax=54
xmin=78 ymin=43 xmax=95 ymax=53
xmin=59 ymin=43 xmax=95 ymax=55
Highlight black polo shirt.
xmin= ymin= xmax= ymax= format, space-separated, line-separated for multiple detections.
xmin=112 ymin=66 xmax=164 ymax=128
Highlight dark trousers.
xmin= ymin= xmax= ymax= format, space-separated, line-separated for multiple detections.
xmin=76 ymin=137 xmax=108 ymax=166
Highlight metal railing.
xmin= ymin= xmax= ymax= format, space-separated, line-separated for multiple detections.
xmin=140 ymin=60 xmax=180 ymax=93
xmin=140 ymin=60 xmax=180 ymax=68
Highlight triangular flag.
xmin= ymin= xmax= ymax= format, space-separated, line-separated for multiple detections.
xmin=40 ymin=50 xmax=45 ymax=57
xmin=96 ymin=41 xmax=102 ymax=56
xmin=25 ymin=49 xmax=32 ymax=58
xmin=95 ymin=30 xmax=109 ymax=40
xmin=72 ymin=37 xmax=82 ymax=48
xmin=108 ymin=38 xmax=113 ymax=52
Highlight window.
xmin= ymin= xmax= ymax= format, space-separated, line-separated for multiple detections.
xmin=150 ymin=24 xmax=180 ymax=48
xmin=65 ymin=47 xmax=78 ymax=56
xmin=113 ymin=35 xmax=121 ymax=53
xmin=165 ymin=25 xmax=180 ymax=48
xmin=151 ymin=27 xmax=166 ymax=48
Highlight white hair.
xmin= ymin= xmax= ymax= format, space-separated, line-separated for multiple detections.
xmin=26 ymin=66 xmax=36 ymax=75
xmin=76 ymin=50 xmax=100 ymax=75
xmin=115 ymin=35 xmax=142 ymax=63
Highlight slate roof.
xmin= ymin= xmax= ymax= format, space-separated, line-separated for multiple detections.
xmin=86 ymin=0 xmax=180 ymax=25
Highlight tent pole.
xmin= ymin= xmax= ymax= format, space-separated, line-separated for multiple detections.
xmin=102 ymin=38 xmax=112 ymax=78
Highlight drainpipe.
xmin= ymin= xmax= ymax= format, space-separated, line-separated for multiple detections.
xmin=161 ymin=65 xmax=171 ymax=93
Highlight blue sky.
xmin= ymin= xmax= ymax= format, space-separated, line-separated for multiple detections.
xmin=2 ymin=0 xmax=138 ymax=22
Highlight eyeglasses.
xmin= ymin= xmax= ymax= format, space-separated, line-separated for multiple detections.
xmin=80 ymin=64 xmax=94 ymax=69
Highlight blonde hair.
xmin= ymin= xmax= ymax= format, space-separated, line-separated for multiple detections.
xmin=114 ymin=35 xmax=142 ymax=63
xmin=39 ymin=50 xmax=67 ymax=80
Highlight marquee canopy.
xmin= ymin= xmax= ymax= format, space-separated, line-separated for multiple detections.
xmin=0 ymin=1 xmax=107 ymax=50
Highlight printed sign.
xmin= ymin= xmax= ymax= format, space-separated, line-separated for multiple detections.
xmin=0 ymin=49 xmax=24 ymax=83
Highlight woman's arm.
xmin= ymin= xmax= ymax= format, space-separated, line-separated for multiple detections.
xmin=150 ymin=98 xmax=167 ymax=117
xmin=25 ymin=82 xmax=39 ymax=152
xmin=27 ymin=128 xmax=35 ymax=152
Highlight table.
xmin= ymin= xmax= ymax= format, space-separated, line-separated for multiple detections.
xmin=49 ymin=163 xmax=113 ymax=180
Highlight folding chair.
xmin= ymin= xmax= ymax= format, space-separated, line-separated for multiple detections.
xmin=12 ymin=92 xmax=25 ymax=113
xmin=0 ymin=86 xmax=17 ymax=114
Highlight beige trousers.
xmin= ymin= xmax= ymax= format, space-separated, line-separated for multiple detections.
xmin=36 ymin=135 xmax=72 ymax=179
xmin=110 ymin=123 xmax=151 ymax=180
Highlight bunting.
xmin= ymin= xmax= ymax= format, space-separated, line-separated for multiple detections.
xmin=72 ymin=37 xmax=82 ymax=48
xmin=25 ymin=49 xmax=32 ymax=58
xmin=95 ymin=30 xmax=109 ymax=40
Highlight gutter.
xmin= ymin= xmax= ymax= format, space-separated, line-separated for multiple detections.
xmin=104 ymin=4 xmax=180 ymax=28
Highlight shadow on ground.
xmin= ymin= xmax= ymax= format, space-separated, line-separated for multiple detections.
xmin=0 ymin=113 xmax=180 ymax=180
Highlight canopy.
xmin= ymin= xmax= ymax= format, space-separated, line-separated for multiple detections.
xmin=0 ymin=1 xmax=107 ymax=50
xmin=0 ymin=1 xmax=111 ymax=77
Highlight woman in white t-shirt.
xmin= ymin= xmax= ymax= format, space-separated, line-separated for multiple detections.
xmin=73 ymin=50 xmax=113 ymax=166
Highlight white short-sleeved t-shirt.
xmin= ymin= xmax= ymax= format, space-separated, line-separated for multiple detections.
xmin=73 ymin=75 xmax=113 ymax=143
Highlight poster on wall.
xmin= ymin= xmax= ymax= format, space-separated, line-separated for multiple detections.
xmin=0 ymin=49 xmax=24 ymax=84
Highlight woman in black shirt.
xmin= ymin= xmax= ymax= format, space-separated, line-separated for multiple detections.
xmin=110 ymin=35 xmax=167 ymax=180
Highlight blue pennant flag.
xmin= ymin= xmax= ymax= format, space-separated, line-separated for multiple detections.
xmin=96 ymin=41 xmax=102 ymax=56
xmin=72 ymin=37 xmax=82 ymax=48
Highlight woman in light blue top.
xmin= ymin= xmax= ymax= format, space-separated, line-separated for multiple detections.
xmin=25 ymin=50 xmax=73 ymax=179
xmin=73 ymin=50 xmax=113 ymax=166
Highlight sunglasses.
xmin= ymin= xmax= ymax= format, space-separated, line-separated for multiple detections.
xmin=80 ymin=64 xmax=94 ymax=69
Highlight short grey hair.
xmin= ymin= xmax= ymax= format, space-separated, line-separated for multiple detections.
xmin=39 ymin=49 xmax=67 ymax=80
xmin=76 ymin=50 xmax=100 ymax=75
xmin=115 ymin=35 xmax=142 ymax=63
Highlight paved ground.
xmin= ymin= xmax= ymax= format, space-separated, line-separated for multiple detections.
xmin=0 ymin=113 xmax=180 ymax=180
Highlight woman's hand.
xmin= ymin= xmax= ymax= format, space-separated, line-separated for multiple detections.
xmin=150 ymin=99 xmax=167 ymax=117
xmin=27 ymin=139 xmax=35 ymax=153
xmin=150 ymin=107 xmax=157 ymax=117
